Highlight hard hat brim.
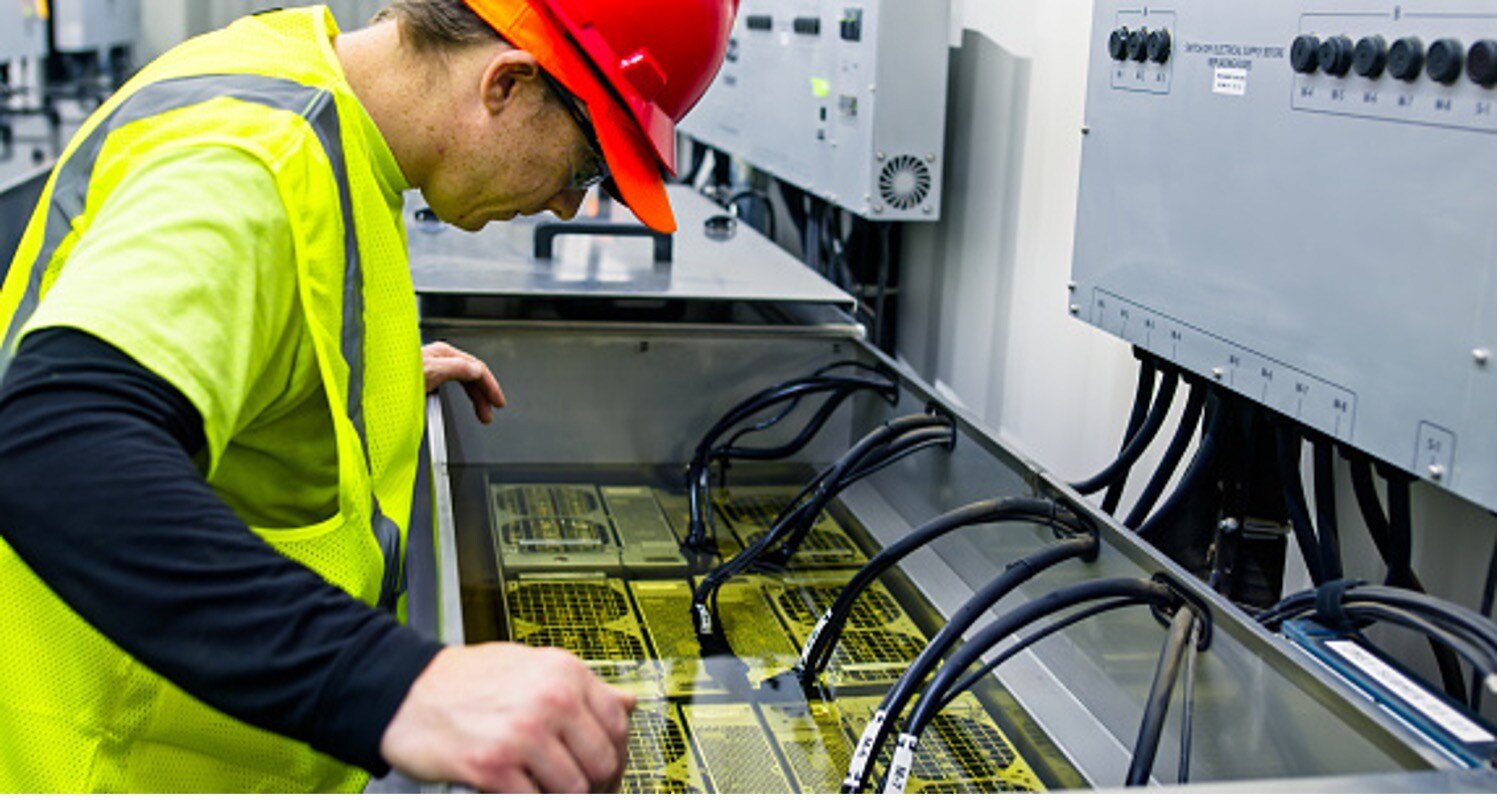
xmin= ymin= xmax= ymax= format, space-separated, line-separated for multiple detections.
xmin=585 ymin=83 xmax=677 ymax=234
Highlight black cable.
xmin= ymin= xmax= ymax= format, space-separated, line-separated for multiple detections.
xmin=1312 ymin=438 xmax=1343 ymax=580
xmin=693 ymin=414 xmax=953 ymax=635
xmin=888 ymin=578 xmax=1180 ymax=794
xmin=839 ymin=534 xmax=1098 ymax=793
xmin=1347 ymin=452 xmax=1399 ymax=580
xmin=727 ymin=188 xmax=777 ymax=241
xmin=1345 ymin=452 xmax=1469 ymax=702
xmin=1125 ymin=605 xmax=1197 ymax=787
xmin=1137 ymin=393 xmax=1226 ymax=544
xmin=1339 ymin=602 xmax=1497 ymax=677
xmin=1260 ymin=585 xmax=1497 ymax=649
xmin=683 ymin=365 xmax=898 ymax=550
xmin=938 ymin=597 xmax=1144 ymax=706
xmin=770 ymin=425 xmax=956 ymax=564
xmin=1274 ymin=426 xmax=1328 ymax=585
xmin=1178 ymin=617 xmax=1201 ymax=784
xmin=1384 ymin=468 xmax=1415 ymax=593
xmin=1475 ymin=546 xmax=1498 ymax=712
xmin=800 ymin=497 xmax=1083 ymax=686
xmin=1103 ymin=356 xmax=1158 ymax=513
xmin=1123 ymin=383 xmax=1207 ymax=530
xmin=1073 ymin=369 xmax=1180 ymax=497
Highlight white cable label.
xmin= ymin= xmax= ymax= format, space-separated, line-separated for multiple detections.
xmin=693 ymin=603 xmax=713 ymax=635
xmin=844 ymin=710 xmax=885 ymax=788
xmin=884 ymin=733 xmax=918 ymax=794
xmin=882 ymin=732 xmax=918 ymax=786
xmin=1324 ymin=640 xmax=1495 ymax=744
xmin=800 ymin=611 xmax=832 ymax=667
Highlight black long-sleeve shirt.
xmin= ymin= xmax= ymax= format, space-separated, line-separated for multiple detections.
xmin=0 ymin=328 xmax=443 ymax=775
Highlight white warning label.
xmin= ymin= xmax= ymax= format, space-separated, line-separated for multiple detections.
xmin=1213 ymin=67 xmax=1248 ymax=96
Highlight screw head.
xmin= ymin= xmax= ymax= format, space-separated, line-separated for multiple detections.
xmin=1069 ymin=304 xmax=1081 ymax=315
xmin=1212 ymin=367 xmax=1225 ymax=380
xmin=1473 ymin=348 xmax=1490 ymax=366
xmin=1428 ymin=463 xmax=1446 ymax=480
xmin=875 ymin=152 xmax=886 ymax=161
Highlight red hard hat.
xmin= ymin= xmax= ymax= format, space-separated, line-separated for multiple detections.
xmin=460 ymin=0 xmax=740 ymax=233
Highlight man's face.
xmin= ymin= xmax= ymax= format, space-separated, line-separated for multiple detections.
xmin=419 ymin=51 xmax=592 ymax=232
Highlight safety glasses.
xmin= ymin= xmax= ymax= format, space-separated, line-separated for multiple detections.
xmin=538 ymin=69 xmax=611 ymax=192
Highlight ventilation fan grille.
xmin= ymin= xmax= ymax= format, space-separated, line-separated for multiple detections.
xmin=878 ymin=155 xmax=934 ymax=212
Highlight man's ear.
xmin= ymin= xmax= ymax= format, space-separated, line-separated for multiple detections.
xmin=481 ymin=49 xmax=541 ymax=116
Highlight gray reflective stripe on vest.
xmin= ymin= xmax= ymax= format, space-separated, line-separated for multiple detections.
xmin=0 ymin=74 xmax=405 ymax=611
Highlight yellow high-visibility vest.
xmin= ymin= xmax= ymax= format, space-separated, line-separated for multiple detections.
xmin=0 ymin=6 xmax=424 ymax=791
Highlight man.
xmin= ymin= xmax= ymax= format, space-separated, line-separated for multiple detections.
xmin=0 ymin=0 xmax=735 ymax=793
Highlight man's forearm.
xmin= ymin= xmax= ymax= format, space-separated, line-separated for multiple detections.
xmin=0 ymin=328 xmax=442 ymax=774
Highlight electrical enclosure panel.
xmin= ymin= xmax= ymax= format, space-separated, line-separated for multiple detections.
xmin=1072 ymin=0 xmax=1497 ymax=510
xmin=0 ymin=0 xmax=47 ymax=63
xmin=679 ymin=0 xmax=952 ymax=222
xmin=52 ymin=0 xmax=139 ymax=52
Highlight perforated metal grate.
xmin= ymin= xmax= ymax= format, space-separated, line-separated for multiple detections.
xmin=681 ymin=704 xmax=793 ymax=794
xmin=508 ymin=581 xmax=630 ymax=626
xmin=621 ymin=705 xmax=707 ymax=793
xmin=499 ymin=519 xmax=611 ymax=552
xmin=621 ymin=775 xmax=698 ymax=794
xmin=788 ymin=527 xmax=864 ymax=567
xmin=628 ymin=706 xmax=688 ymax=771
xmin=833 ymin=628 xmax=926 ymax=671
xmin=917 ymin=714 xmax=1018 ymax=781
xmin=834 ymin=696 xmax=1046 ymax=794
xmin=775 ymin=585 xmax=901 ymax=628
xmin=717 ymin=493 xmax=792 ymax=529
xmin=761 ymin=702 xmax=854 ymax=793
xmin=519 ymin=628 xmax=646 ymax=679
xmin=495 ymin=485 xmax=599 ymax=517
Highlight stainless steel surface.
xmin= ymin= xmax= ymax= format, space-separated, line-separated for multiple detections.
xmin=426 ymin=395 xmax=466 ymax=648
xmin=407 ymin=185 xmax=856 ymax=309
xmin=1072 ymin=0 xmax=1498 ymax=510
xmin=415 ymin=318 xmax=1491 ymax=789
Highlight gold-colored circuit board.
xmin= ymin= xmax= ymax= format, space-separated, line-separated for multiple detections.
xmin=488 ymin=482 xmax=1050 ymax=794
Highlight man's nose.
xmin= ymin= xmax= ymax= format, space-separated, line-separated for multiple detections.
xmin=548 ymin=189 xmax=587 ymax=220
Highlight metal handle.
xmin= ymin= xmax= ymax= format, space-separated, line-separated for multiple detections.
xmin=533 ymin=221 xmax=674 ymax=263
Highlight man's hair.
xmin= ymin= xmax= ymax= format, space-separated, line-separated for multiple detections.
xmin=373 ymin=0 xmax=505 ymax=53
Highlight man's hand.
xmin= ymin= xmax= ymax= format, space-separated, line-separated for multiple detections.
xmin=380 ymin=644 xmax=637 ymax=793
xmin=423 ymin=342 xmax=506 ymax=424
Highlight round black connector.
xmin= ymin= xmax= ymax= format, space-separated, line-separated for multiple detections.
xmin=1290 ymin=34 xmax=1322 ymax=74
xmin=1467 ymin=39 xmax=1496 ymax=87
xmin=1387 ymin=36 xmax=1425 ymax=81
xmin=1109 ymin=27 xmax=1131 ymax=61
xmin=1353 ymin=35 xmax=1387 ymax=78
xmin=1427 ymin=38 xmax=1465 ymax=84
xmin=1147 ymin=28 xmax=1172 ymax=64
xmin=1318 ymin=35 xmax=1355 ymax=76
xmin=1127 ymin=27 xmax=1150 ymax=62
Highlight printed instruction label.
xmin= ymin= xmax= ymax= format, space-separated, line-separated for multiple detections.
xmin=1213 ymin=67 xmax=1248 ymax=96
xmin=1324 ymin=640 xmax=1495 ymax=744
